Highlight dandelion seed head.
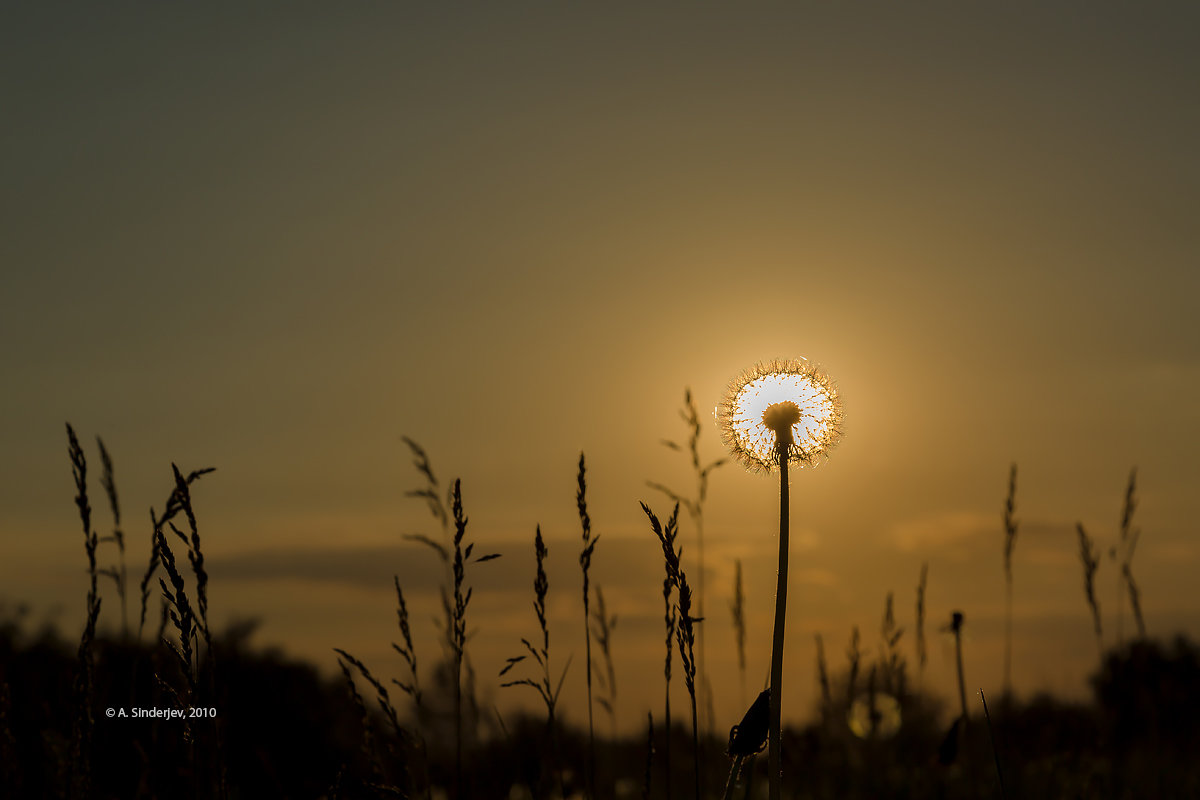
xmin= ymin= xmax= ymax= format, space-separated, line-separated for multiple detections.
xmin=716 ymin=358 xmax=843 ymax=473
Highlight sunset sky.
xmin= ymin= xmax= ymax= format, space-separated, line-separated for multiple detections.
xmin=3 ymin=4 xmax=1198 ymax=736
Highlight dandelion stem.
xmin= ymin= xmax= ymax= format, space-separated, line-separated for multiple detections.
xmin=768 ymin=441 xmax=789 ymax=800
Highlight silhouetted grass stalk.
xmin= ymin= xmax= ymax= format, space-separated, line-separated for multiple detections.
xmin=980 ymin=688 xmax=1008 ymax=800
xmin=1002 ymin=464 xmax=1018 ymax=699
xmin=845 ymin=626 xmax=861 ymax=710
xmin=334 ymin=648 xmax=409 ymax=793
xmin=96 ymin=436 xmax=128 ymax=638
xmin=391 ymin=578 xmax=423 ymax=712
xmin=137 ymin=466 xmax=215 ymax=640
xmin=731 ymin=560 xmax=747 ymax=708
xmin=449 ymin=482 xmax=468 ymax=798
xmin=879 ymin=592 xmax=905 ymax=697
xmin=949 ymin=611 xmax=968 ymax=735
xmin=916 ymin=562 xmax=928 ymax=686
xmin=416 ymin=477 xmax=502 ymax=800
xmin=400 ymin=440 xmax=503 ymax=798
xmin=171 ymin=464 xmax=212 ymax=651
xmin=645 ymin=499 xmax=701 ymax=800
xmin=1076 ymin=523 xmax=1104 ymax=658
xmin=335 ymin=656 xmax=386 ymax=790
xmin=500 ymin=525 xmax=569 ymax=799
xmin=66 ymin=424 xmax=100 ymax=798
xmin=390 ymin=577 xmax=431 ymax=798
xmin=643 ymin=501 xmax=680 ymax=800
xmin=399 ymin=437 xmax=457 ymax=651
xmin=156 ymin=528 xmax=198 ymax=690
xmin=171 ymin=462 xmax=228 ymax=798
xmin=591 ymin=585 xmax=618 ymax=736
xmin=155 ymin=524 xmax=207 ymax=799
xmin=577 ymin=453 xmax=599 ymax=799
xmin=677 ymin=563 xmax=701 ymax=800
xmin=814 ymin=634 xmax=832 ymax=723
xmin=649 ymin=389 xmax=726 ymax=734
xmin=1116 ymin=468 xmax=1146 ymax=642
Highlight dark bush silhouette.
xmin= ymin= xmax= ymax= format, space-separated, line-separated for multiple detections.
xmin=0 ymin=615 xmax=368 ymax=799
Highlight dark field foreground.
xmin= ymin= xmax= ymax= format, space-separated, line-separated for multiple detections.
xmin=2 ymin=613 xmax=1199 ymax=800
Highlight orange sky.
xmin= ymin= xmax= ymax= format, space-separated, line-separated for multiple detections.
xmin=2 ymin=4 xmax=1198 ymax=735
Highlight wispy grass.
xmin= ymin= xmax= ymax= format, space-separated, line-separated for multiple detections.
xmin=1123 ymin=549 xmax=1146 ymax=642
xmin=27 ymin=428 xmax=1200 ymax=797
xmin=336 ymin=654 xmax=378 ymax=786
xmin=642 ymin=500 xmax=680 ymax=800
xmin=591 ymin=584 xmax=618 ymax=736
xmin=67 ymin=425 xmax=99 ymax=602
xmin=334 ymin=648 xmax=409 ymax=794
xmin=980 ymin=688 xmax=1008 ymax=799
xmin=649 ymin=387 xmax=727 ymax=733
xmin=164 ymin=460 xmax=226 ymax=796
xmin=1076 ymin=523 xmax=1104 ymax=657
xmin=137 ymin=465 xmax=216 ymax=640
xmin=402 ymin=436 xmax=450 ymax=534
xmin=400 ymin=437 xmax=454 ymax=649
xmin=501 ymin=525 xmax=569 ymax=798
xmin=171 ymin=464 xmax=212 ymax=650
xmin=448 ymin=478 xmax=498 ymax=799
xmin=577 ymin=452 xmax=599 ymax=798
xmin=333 ymin=439 xmax=514 ymax=800
xmin=69 ymin=591 xmax=100 ymax=799
xmin=949 ymin=610 xmax=968 ymax=728
xmin=391 ymin=577 xmax=423 ymax=713
xmin=878 ymin=592 xmax=905 ymax=698
xmin=845 ymin=626 xmax=861 ymax=711
xmin=815 ymin=634 xmax=832 ymax=722
xmin=730 ymin=560 xmax=747 ymax=708
xmin=1115 ymin=468 xmax=1146 ymax=642
xmin=399 ymin=439 xmax=499 ymax=799
xmin=676 ymin=558 xmax=702 ymax=800
xmin=644 ymin=500 xmax=702 ymax=800
xmin=156 ymin=526 xmax=199 ymax=697
xmin=154 ymin=518 xmax=223 ymax=799
xmin=95 ymin=436 xmax=128 ymax=638
xmin=389 ymin=576 xmax=432 ymax=798
xmin=339 ymin=650 xmax=408 ymax=740
xmin=1003 ymin=463 xmax=1018 ymax=698
xmin=915 ymin=562 xmax=928 ymax=684
xmin=65 ymin=424 xmax=101 ymax=799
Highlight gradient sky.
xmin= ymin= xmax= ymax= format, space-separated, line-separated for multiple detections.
xmin=3 ymin=4 xmax=1199 ymax=735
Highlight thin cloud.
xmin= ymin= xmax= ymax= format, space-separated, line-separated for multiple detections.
xmin=208 ymin=534 xmax=682 ymax=596
xmin=888 ymin=511 xmax=993 ymax=557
